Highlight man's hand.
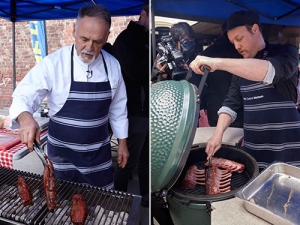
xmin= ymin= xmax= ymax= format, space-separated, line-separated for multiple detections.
xmin=156 ymin=54 xmax=168 ymax=79
xmin=16 ymin=111 xmax=41 ymax=151
xmin=190 ymin=55 xmax=220 ymax=75
xmin=205 ymin=113 xmax=232 ymax=160
xmin=205 ymin=133 xmax=222 ymax=160
xmin=116 ymin=139 xmax=129 ymax=168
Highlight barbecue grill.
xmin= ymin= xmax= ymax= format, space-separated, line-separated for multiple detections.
xmin=167 ymin=146 xmax=258 ymax=225
xmin=0 ymin=167 xmax=141 ymax=225
xmin=151 ymin=78 xmax=259 ymax=225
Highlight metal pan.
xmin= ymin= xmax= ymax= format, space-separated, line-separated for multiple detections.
xmin=235 ymin=162 xmax=300 ymax=225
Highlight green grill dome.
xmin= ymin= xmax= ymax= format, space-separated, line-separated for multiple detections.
xmin=151 ymin=80 xmax=198 ymax=193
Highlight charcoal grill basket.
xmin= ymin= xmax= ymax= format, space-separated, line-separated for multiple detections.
xmin=0 ymin=167 xmax=141 ymax=225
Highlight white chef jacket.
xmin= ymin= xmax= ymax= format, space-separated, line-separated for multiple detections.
xmin=9 ymin=45 xmax=128 ymax=139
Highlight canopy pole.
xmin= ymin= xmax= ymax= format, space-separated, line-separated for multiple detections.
xmin=12 ymin=22 xmax=16 ymax=90
xmin=43 ymin=20 xmax=48 ymax=55
xmin=151 ymin=1 xmax=156 ymax=65
xmin=11 ymin=0 xmax=17 ymax=90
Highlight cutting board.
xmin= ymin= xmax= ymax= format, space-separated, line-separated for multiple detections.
xmin=0 ymin=133 xmax=21 ymax=150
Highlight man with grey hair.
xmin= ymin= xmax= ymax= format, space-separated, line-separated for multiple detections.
xmin=9 ymin=4 xmax=129 ymax=189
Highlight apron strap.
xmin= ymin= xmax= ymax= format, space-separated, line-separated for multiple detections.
xmin=100 ymin=51 xmax=108 ymax=77
xmin=71 ymin=44 xmax=74 ymax=81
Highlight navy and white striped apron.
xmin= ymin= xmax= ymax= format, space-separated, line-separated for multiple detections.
xmin=241 ymin=77 xmax=300 ymax=171
xmin=47 ymin=45 xmax=114 ymax=189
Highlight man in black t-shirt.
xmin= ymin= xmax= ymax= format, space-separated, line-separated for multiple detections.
xmin=190 ymin=10 xmax=300 ymax=171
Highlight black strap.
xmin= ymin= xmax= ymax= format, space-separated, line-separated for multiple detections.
xmin=185 ymin=67 xmax=210 ymax=103
xmin=185 ymin=67 xmax=210 ymax=100
xmin=100 ymin=51 xmax=108 ymax=77
xmin=71 ymin=44 xmax=74 ymax=81
xmin=196 ymin=67 xmax=210 ymax=98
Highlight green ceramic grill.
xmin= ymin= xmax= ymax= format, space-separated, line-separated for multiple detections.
xmin=151 ymin=68 xmax=258 ymax=225
xmin=151 ymin=79 xmax=199 ymax=193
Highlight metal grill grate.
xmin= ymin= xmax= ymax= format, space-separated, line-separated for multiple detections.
xmin=0 ymin=167 xmax=141 ymax=225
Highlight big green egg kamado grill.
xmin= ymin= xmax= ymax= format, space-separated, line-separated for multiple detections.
xmin=151 ymin=70 xmax=259 ymax=225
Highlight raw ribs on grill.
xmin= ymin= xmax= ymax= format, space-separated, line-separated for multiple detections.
xmin=43 ymin=156 xmax=60 ymax=211
xmin=17 ymin=176 xmax=33 ymax=206
xmin=71 ymin=194 xmax=88 ymax=225
xmin=181 ymin=157 xmax=245 ymax=195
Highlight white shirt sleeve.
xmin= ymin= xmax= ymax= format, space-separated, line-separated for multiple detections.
xmin=9 ymin=46 xmax=72 ymax=129
xmin=106 ymin=55 xmax=128 ymax=139
xmin=9 ymin=60 xmax=51 ymax=129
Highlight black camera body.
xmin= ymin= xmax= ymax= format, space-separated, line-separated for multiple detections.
xmin=157 ymin=35 xmax=195 ymax=81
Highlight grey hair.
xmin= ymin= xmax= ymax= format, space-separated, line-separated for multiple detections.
xmin=76 ymin=4 xmax=111 ymax=28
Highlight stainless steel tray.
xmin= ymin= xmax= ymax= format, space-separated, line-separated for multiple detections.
xmin=235 ymin=162 xmax=300 ymax=225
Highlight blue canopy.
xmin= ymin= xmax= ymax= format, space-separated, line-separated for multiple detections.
xmin=153 ymin=0 xmax=300 ymax=27
xmin=0 ymin=0 xmax=144 ymax=90
xmin=0 ymin=0 xmax=144 ymax=22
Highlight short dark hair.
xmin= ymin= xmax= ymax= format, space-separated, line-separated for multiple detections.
xmin=170 ymin=22 xmax=195 ymax=43
xmin=77 ymin=4 xmax=111 ymax=27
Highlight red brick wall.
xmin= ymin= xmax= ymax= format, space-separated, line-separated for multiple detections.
xmin=0 ymin=16 xmax=138 ymax=109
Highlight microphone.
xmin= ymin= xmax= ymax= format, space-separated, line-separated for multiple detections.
xmin=86 ymin=70 xmax=93 ymax=79
xmin=86 ymin=65 xmax=93 ymax=81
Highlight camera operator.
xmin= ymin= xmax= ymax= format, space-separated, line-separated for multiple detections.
xmin=151 ymin=22 xmax=201 ymax=87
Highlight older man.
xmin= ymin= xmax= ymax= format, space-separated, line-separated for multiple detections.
xmin=9 ymin=4 xmax=129 ymax=189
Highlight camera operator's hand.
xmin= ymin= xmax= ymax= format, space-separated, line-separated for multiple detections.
xmin=156 ymin=54 xmax=168 ymax=79
xmin=190 ymin=55 xmax=220 ymax=75
xmin=157 ymin=61 xmax=167 ymax=73
xmin=157 ymin=55 xmax=167 ymax=69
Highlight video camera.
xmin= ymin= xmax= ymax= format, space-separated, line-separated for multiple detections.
xmin=157 ymin=35 xmax=195 ymax=81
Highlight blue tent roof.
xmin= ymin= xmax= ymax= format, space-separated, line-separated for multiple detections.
xmin=153 ymin=0 xmax=300 ymax=27
xmin=0 ymin=0 xmax=144 ymax=22
xmin=0 ymin=0 xmax=145 ymax=90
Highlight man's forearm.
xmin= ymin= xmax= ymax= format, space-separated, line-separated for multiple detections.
xmin=217 ymin=58 xmax=269 ymax=82
xmin=214 ymin=113 xmax=232 ymax=136
xmin=190 ymin=56 xmax=270 ymax=82
xmin=16 ymin=111 xmax=33 ymax=125
xmin=118 ymin=138 xmax=127 ymax=147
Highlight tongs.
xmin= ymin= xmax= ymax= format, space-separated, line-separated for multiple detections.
xmin=33 ymin=139 xmax=49 ymax=166
xmin=196 ymin=64 xmax=212 ymax=180
xmin=206 ymin=157 xmax=212 ymax=181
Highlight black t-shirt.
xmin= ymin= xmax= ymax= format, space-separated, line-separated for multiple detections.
xmin=223 ymin=43 xmax=299 ymax=114
xmin=113 ymin=21 xmax=149 ymax=117
xmin=201 ymin=35 xmax=244 ymax=127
